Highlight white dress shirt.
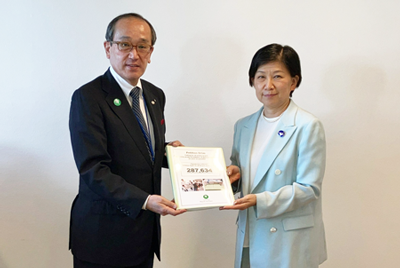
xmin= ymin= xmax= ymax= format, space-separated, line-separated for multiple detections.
xmin=110 ymin=66 xmax=153 ymax=210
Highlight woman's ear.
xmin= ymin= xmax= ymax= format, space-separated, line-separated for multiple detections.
xmin=291 ymin=75 xmax=300 ymax=88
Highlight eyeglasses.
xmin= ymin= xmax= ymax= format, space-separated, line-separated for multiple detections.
xmin=109 ymin=41 xmax=152 ymax=55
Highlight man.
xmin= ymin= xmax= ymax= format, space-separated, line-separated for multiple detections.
xmin=69 ymin=13 xmax=185 ymax=268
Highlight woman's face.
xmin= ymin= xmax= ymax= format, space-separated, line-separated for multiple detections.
xmin=252 ymin=61 xmax=299 ymax=116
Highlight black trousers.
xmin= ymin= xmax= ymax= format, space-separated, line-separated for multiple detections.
xmin=73 ymin=255 xmax=154 ymax=268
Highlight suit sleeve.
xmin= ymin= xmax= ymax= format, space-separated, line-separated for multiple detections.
xmin=255 ymin=119 xmax=326 ymax=219
xmin=230 ymin=121 xmax=241 ymax=193
xmin=69 ymin=89 xmax=149 ymax=219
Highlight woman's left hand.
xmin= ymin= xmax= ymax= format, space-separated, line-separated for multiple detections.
xmin=220 ymin=194 xmax=257 ymax=210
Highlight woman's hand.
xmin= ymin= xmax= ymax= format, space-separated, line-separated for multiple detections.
xmin=220 ymin=194 xmax=257 ymax=210
xmin=226 ymin=165 xmax=241 ymax=184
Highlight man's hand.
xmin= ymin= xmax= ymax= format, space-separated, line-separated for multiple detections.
xmin=226 ymin=165 xmax=241 ymax=184
xmin=168 ymin=140 xmax=184 ymax=147
xmin=146 ymin=195 xmax=187 ymax=216
xmin=219 ymin=194 xmax=256 ymax=211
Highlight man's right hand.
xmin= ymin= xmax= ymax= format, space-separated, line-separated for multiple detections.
xmin=146 ymin=195 xmax=187 ymax=216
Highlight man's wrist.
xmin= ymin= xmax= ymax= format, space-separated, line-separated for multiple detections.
xmin=142 ymin=195 xmax=151 ymax=210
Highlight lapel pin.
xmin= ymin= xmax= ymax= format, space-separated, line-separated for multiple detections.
xmin=278 ymin=130 xmax=285 ymax=137
xmin=151 ymin=99 xmax=156 ymax=105
xmin=161 ymin=119 xmax=165 ymax=125
xmin=113 ymin=98 xmax=121 ymax=106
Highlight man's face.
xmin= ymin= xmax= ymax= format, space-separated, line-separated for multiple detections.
xmin=104 ymin=17 xmax=154 ymax=86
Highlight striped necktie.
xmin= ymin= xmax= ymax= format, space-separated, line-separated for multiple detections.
xmin=130 ymin=87 xmax=154 ymax=162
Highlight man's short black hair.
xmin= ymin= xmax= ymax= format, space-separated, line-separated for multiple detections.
xmin=105 ymin=13 xmax=157 ymax=45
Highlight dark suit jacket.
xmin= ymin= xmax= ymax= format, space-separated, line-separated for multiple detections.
xmin=69 ymin=69 xmax=167 ymax=266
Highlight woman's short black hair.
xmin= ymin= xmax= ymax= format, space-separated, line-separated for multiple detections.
xmin=248 ymin=44 xmax=302 ymax=94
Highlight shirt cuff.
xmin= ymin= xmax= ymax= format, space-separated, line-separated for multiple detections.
xmin=142 ymin=195 xmax=151 ymax=210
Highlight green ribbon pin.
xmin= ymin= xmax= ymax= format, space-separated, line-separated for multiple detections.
xmin=113 ymin=98 xmax=121 ymax=106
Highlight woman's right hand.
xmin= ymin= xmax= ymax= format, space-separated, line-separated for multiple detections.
xmin=226 ymin=165 xmax=241 ymax=184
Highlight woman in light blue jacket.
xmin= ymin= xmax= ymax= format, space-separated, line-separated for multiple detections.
xmin=222 ymin=44 xmax=327 ymax=268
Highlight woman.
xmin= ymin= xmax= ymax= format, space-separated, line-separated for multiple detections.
xmin=222 ymin=44 xmax=327 ymax=268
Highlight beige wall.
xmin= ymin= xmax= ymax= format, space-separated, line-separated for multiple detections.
xmin=1 ymin=0 xmax=399 ymax=267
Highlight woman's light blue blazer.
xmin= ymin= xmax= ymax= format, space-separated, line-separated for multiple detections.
xmin=230 ymin=100 xmax=327 ymax=268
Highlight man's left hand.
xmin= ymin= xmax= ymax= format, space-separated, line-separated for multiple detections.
xmin=168 ymin=140 xmax=184 ymax=147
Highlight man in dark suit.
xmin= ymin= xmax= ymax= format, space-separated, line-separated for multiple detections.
xmin=69 ymin=13 xmax=186 ymax=268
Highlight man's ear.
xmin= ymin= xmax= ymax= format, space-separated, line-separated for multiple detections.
xmin=148 ymin=46 xmax=154 ymax=64
xmin=104 ymin=41 xmax=111 ymax=59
